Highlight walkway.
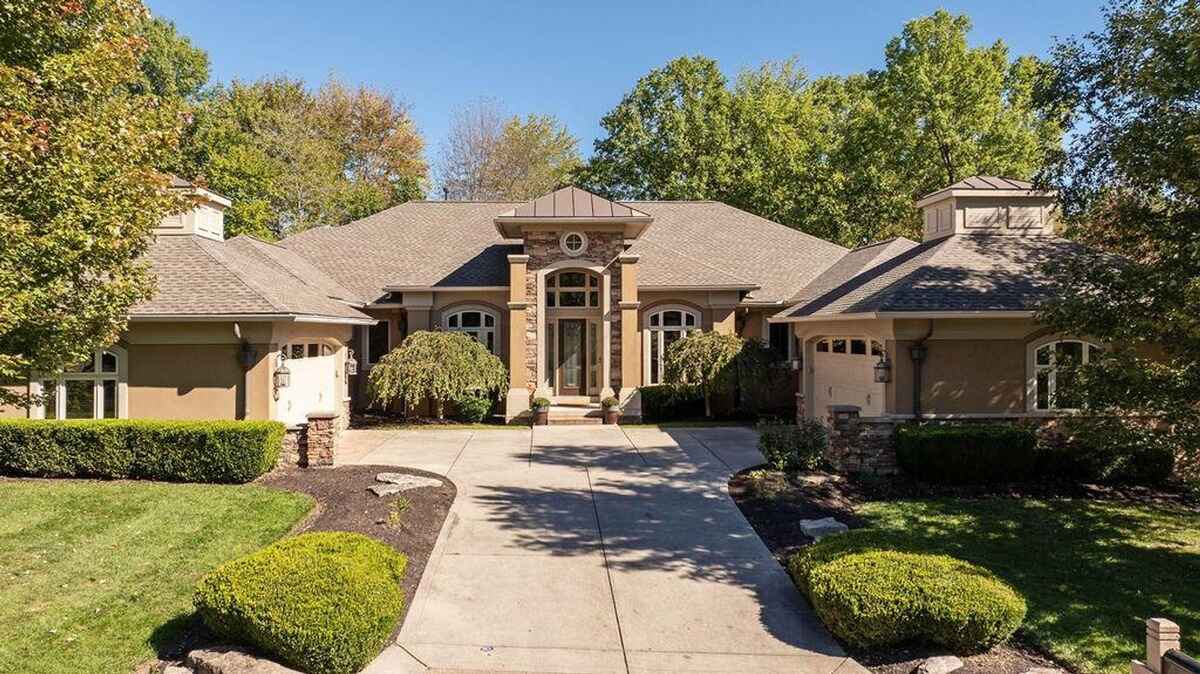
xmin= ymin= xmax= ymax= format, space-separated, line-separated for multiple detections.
xmin=346 ymin=425 xmax=865 ymax=674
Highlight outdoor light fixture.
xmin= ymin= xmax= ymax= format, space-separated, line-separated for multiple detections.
xmin=910 ymin=344 xmax=928 ymax=362
xmin=873 ymin=355 xmax=892 ymax=383
xmin=273 ymin=352 xmax=291 ymax=400
xmin=345 ymin=349 xmax=358 ymax=376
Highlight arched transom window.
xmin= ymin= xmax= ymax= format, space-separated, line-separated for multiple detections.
xmin=445 ymin=308 xmax=498 ymax=354
xmin=1031 ymin=339 xmax=1102 ymax=411
xmin=546 ymin=270 xmax=601 ymax=308
xmin=645 ymin=307 xmax=701 ymax=385
xmin=35 ymin=348 xmax=126 ymax=419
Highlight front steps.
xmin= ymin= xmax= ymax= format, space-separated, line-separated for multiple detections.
xmin=546 ymin=403 xmax=604 ymax=425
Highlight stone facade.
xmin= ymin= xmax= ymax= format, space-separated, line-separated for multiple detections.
xmin=522 ymin=229 xmax=626 ymax=392
xmin=824 ymin=407 xmax=899 ymax=475
xmin=278 ymin=412 xmax=340 ymax=468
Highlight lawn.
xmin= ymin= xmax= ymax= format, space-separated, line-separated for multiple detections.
xmin=0 ymin=480 xmax=313 ymax=674
xmin=858 ymin=498 xmax=1200 ymax=674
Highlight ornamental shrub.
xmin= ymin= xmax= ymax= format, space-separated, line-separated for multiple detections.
xmin=453 ymin=393 xmax=493 ymax=423
xmin=895 ymin=423 xmax=1038 ymax=484
xmin=789 ymin=530 xmax=1025 ymax=652
xmin=639 ymin=384 xmax=705 ymax=421
xmin=1043 ymin=416 xmax=1176 ymax=484
xmin=757 ymin=419 xmax=827 ymax=471
xmin=0 ymin=419 xmax=282 ymax=483
xmin=368 ymin=331 xmax=507 ymax=419
xmin=194 ymin=532 xmax=407 ymax=674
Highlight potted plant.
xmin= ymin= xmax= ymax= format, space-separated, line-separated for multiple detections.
xmin=601 ymin=396 xmax=621 ymax=425
xmin=531 ymin=397 xmax=551 ymax=426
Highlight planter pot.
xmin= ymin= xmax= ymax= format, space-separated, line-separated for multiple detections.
xmin=602 ymin=409 xmax=619 ymax=425
xmin=533 ymin=408 xmax=549 ymax=426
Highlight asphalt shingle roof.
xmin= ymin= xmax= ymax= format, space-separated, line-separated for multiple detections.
xmin=776 ymin=234 xmax=1083 ymax=319
xmin=133 ymin=235 xmax=371 ymax=321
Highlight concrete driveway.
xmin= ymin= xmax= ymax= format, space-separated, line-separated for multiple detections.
xmin=347 ymin=425 xmax=864 ymax=674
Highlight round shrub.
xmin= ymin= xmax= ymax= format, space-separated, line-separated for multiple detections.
xmin=453 ymin=393 xmax=493 ymax=423
xmin=757 ymin=419 xmax=828 ymax=471
xmin=789 ymin=532 xmax=1025 ymax=652
xmin=194 ymin=532 xmax=407 ymax=674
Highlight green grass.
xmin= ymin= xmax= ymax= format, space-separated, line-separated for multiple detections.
xmin=856 ymin=498 xmax=1200 ymax=673
xmin=0 ymin=480 xmax=314 ymax=674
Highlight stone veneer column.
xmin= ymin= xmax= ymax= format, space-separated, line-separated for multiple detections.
xmin=505 ymin=254 xmax=531 ymax=420
xmin=302 ymin=411 xmax=339 ymax=467
xmin=617 ymin=253 xmax=642 ymax=419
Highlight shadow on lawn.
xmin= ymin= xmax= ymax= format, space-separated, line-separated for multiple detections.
xmin=857 ymin=498 xmax=1200 ymax=672
xmin=462 ymin=426 xmax=842 ymax=656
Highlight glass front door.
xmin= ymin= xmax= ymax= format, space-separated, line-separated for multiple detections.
xmin=556 ymin=319 xmax=585 ymax=396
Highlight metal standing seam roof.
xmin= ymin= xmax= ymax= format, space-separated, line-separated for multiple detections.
xmin=501 ymin=186 xmax=650 ymax=219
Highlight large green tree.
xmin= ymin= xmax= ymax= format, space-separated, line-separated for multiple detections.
xmin=132 ymin=15 xmax=208 ymax=100
xmin=1036 ymin=0 xmax=1200 ymax=469
xmin=438 ymin=99 xmax=580 ymax=200
xmin=0 ymin=0 xmax=185 ymax=407
xmin=179 ymin=77 xmax=427 ymax=238
xmin=579 ymin=12 xmax=1063 ymax=246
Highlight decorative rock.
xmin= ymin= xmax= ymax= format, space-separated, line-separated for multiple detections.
xmin=186 ymin=646 xmax=301 ymax=674
xmin=162 ymin=666 xmax=192 ymax=674
xmin=916 ymin=655 xmax=964 ymax=674
xmin=368 ymin=484 xmax=404 ymax=497
xmin=799 ymin=516 xmax=849 ymax=540
xmin=375 ymin=473 xmax=443 ymax=490
xmin=1020 ymin=669 xmax=1063 ymax=674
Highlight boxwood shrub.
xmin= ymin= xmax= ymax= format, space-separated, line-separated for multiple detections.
xmin=895 ymin=423 xmax=1038 ymax=484
xmin=757 ymin=419 xmax=827 ymax=471
xmin=639 ymin=383 xmax=705 ymax=421
xmin=195 ymin=532 xmax=407 ymax=674
xmin=0 ymin=419 xmax=283 ymax=483
xmin=789 ymin=530 xmax=1025 ymax=652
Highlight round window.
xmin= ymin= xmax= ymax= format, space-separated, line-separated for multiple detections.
xmin=560 ymin=231 xmax=588 ymax=257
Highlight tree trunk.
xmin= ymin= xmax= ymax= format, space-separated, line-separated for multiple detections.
xmin=704 ymin=393 xmax=713 ymax=419
xmin=435 ymin=398 xmax=444 ymax=420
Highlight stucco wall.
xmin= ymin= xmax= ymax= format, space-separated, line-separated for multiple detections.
xmin=0 ymin=382 xmax=27 ymax=418
xmin=889 ymin=338 xmax=1027 ymax=415
xmin=126 ymin=342 xmax=248 ymax=419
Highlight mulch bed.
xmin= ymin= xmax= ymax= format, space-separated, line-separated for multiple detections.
xmin=259 ymin=464 xmax=456 ymax=630
xmin=728 ymin=467 xmax=1199 ymax=674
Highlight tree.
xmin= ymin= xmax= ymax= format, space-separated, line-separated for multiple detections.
xmin=663 ymin=332 xmax=745 ymax=418
xmin=1036 ymin=0 xmax=1200 ymax=471
xmin=133 ymin=15 xmax=208 ymax=100
xmin=438 ymin=99 xmax=580 ymax=200
xmin=579 ymin=14 xmax=1063 ymax=246
xmin=367 ymin=331 xmax=508 ymax=419
xmin=179 ymin=76 xmax=427 ymax=238
xmin=0 ymin=0 xmax=186 ymax=407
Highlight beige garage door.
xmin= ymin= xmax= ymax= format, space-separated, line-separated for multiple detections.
xmin=811 ymin=337 xmax=885 ymax=418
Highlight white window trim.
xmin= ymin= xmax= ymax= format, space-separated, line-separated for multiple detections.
xmin=30 ymin=346 xmax=128 ymax=420
xmin=642 ymin=306 xmax=701 ymax=385
xmin=443 ymin=305 xmax=500 ymax=354
xmin=560 ymin=231 xmax=588 ymax=257
xmin=1025 ymin=335 xmax=1102 ymax=412
xmin=546 ymin=270 xmax=602 ymax=308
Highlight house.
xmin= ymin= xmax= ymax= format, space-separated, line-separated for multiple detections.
xmin=3 ymin=175 xmax=1089 ymax=431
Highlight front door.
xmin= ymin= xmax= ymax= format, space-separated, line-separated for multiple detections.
xmin=556 ymin=319 xmax=586 ymax=396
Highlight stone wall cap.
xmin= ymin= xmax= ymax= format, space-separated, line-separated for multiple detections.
xmin=507 ymin=254 xmax=531 ymax=263
xmin=1147 ymin=618 xmax=1181 ymax=633
xmin=305 ymin=411 xmax=339 ymax=420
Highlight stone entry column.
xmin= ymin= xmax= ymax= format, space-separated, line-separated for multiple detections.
xmin=505 ymin=254 xmax=531 ymax=421
xmin=617 ymin=253 xmax=642 ymax=419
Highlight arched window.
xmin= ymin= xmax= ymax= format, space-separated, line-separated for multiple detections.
xmin=34 ymin=348 xmax=126 ymax=419
xmin=545 ymin=270 xmax=601 ymax=308
xmin=644 ymin=307 xmax=701 ymax=385
xmin=1030 ymin=338 xmax=1102 ymax=411
xmin=445 ymin=308 xmax=498 ymax=354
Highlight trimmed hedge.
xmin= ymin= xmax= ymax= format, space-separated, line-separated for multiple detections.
xmin=639 ymin=383 xmax=705 ymax=421
xmin=758 ymin=419 xmax=827 ymax=471
xmin=0 ymin=419 xmax=283 ymax=483
xmin=195 ymin=532 xmax=407 ymax=674
xmin=790 ymin=530 xmax=1026 ymax=652
xmin=895 ymin=423 xmax=1038 ymax=484
xmin=1041 ymin=417 xmax=1175 ymax=484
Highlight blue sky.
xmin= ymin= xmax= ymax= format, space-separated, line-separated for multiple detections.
xmin=146 ymin=1 xmax=1107 ymax=160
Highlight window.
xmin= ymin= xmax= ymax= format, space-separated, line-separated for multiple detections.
xmin=814 ymin=338 xmax=884 ymax=358
xmin=644 ymin=307 xmax=700 ymax=385
xmin=545 ymin=270 xmax=601 ymax=308
xmin=36 ymin=348 xmax=124 ymax=420
xmin=560 ymin=231 xmax=588 ymax=257
xmin=445 ymin=308 xmax=498 ymax=354
xmin=286 ymin=343 xmax=334 ymax=360
xmin=1031 ymin=339 xmax=1102 ymax=411
xmin=768 ymin=322 xmax=792 ymax=360
xmin=367 ymin=321 xmax=389 ymax=364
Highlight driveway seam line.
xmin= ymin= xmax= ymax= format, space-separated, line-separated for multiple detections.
xmin=685 ymin=429 xmax=734 ymax=472
xmin=444 ymin=430 xmax=474 ymax=475
xmin=617 ymin=425 xmax=651 ymax=466
xmin=585 ymin=465 xmax=632 ymax=674
xmin=396 ymin=643 xmax=429 ymax=669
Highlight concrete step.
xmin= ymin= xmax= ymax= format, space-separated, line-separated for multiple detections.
xmin=545 ymin=404 xmax=605 ymax=425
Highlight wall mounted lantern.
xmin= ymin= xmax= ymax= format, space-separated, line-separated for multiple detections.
xmin=272 ymin=352 xmax=291 ymax=400
xmin=873 ymin=355 xmax=892 ymax=383
xmin=910 ymin=344 xmax=928 ymax=362
xmin=345 ymin=349 xmax=358 ymax=376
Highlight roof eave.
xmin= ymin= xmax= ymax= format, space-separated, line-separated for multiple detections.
xmin=129 ymin=312 xmax=377 ymax=326
xmin=493 ymin=216 xmax=653 ymax=239
xmin=769 ymin=309 xmax=1037 ymax=323
xmin=914 ymin=189 xmax=1056 ymax=209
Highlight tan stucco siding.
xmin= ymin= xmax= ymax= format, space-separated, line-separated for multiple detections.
xmin=892 ymin=338 xmax=1027 ymax=414
xmin=0 ymin=382 xmax=28 ymax=418
xmin=126 ymin=343 xmax=246 ymax=419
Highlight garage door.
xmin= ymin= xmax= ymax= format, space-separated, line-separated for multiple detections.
xmin=811 ymin=337 xmax=885 ymax=418
xmin=277 ymin=343 xmax=338 ymax=427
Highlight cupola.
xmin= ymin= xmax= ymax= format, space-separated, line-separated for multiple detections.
xmin=915 ymin=176 xmax=1057 ymax=242
xmin=154 ymin=175 xmax=232 ymax=241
